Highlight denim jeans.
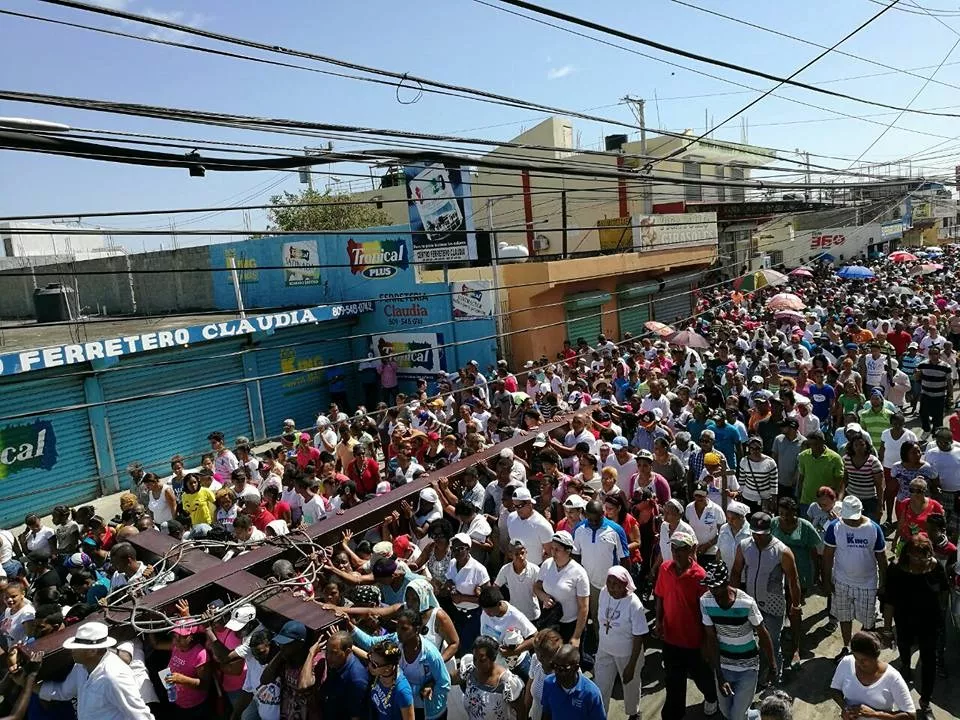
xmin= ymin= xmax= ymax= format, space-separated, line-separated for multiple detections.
xmin=761 ymin=610 xmax=784 ymax=680
xmin=717 ymin=667 xmax=759 ymax=720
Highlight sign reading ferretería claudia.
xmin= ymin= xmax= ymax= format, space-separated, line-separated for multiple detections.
xmin=0 ymin=303 xmax=374 ymax=377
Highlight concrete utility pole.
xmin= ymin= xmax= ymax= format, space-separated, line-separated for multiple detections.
xmin=621 ymin=95 xmax=652 ymax=215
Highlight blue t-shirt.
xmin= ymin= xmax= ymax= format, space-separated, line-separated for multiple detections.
xmin=686 ymin=418 xmax=715 ymax=443
xmin=371 ymin=673 xmax=415 ymax=720
xmin=712 ymin=424 xmax=741 ymax=469
xmin=542 ymin=673 xmax=606 ymax=720
xmin=807 ymin=383 xmax=835 ymax=422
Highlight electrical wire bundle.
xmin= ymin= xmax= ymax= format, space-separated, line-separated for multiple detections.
xmin=99 ymin=529 xmax=331 ymax=634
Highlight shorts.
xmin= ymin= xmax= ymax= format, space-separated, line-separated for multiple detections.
xmin=832 ymin=579 xmax=877 ymax=627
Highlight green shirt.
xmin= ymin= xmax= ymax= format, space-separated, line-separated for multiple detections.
xmin=797 ymin=448 xmax=845 ymax=504
xmin=858 ymin=407 xmax=893 ymax=448
xmin=771 ymin=516 xmax=822 ymax=590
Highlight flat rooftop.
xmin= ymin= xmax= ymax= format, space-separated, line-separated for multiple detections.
xmin=0 ymin=313 xmax=242 ymax=354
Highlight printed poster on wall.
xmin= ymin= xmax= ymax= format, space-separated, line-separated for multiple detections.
xmin=405 ymin=163 xmax=474 ymax=264
xmin=283 ymin=240 xmax=320 ymax=286
xmin=451 ymin=281 xmax=494 ymax=318
xmin=372 ymin=332 xmax=445 ymax=377
xmin=0 ymin=420 xmax=56 ymax=478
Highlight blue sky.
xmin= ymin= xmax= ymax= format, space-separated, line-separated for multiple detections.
xmin=4 ymin=0 xmax=960 ymax=249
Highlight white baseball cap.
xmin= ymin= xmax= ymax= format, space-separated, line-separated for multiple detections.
xmin=226 ymin=604 xmax=257 ymax=632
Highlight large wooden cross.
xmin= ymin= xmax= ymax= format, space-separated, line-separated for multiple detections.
xmin=33 ymin=415 xmax=576 ymax=677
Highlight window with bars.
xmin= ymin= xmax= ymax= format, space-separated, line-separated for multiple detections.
xmin=683 ymin=162 xmax=702 ymax=202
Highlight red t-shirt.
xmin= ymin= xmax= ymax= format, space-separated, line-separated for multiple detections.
xmin=654 ymin=560 xmax=707 ymax=648
xmin=296 ymin=446 xmax=321 ymax=470
xmin=950 ymin=414 xmax=960 ymax=443
xmin=347 ymin=457 xmax=381 ymax=497
xmin=250 ymin=506 xmax=277 ymax=532
xmin=888 ymin=330 xmax=912 ymax=357
xmin=563 ymin=347 xmax=578 ymax=368
xmin=896 ymin=497 xmax=945 ymax=541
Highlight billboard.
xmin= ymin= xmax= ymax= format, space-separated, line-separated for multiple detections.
xmin=372 ymin=332 xmax=445 ymax=376
xmin=282 ymin=240 xmax=321 ymax=286
xmin=881 ymin=221 xmax=904 ymax=241
xmin=633 ymin=212 xmax=718 ymax=251
xmin=451 ymin=281 xmax=494 ymax=318
xmin=405 ymin=162 xmax=475 ymax=263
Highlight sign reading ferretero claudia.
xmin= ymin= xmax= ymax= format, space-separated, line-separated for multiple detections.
xmin=0 ymin=303 xmax=375 ymax=377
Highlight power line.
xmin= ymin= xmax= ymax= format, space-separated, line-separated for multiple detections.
xmin=650 ymin=0 xmax=903 ymax=167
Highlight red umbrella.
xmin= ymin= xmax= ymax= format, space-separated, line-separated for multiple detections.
xmin=889 ymin=251 xmax=918 ymax=263
xmin=788 ymin=267 xmax=813 ymax=278
xmin=667 ymin=329 xmax=710 ymax=349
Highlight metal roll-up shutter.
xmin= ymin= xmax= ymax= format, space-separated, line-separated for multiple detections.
xmin=256 ymin=322 xmax=355 ymax=434
xmin=0 ymin=373 xmax=99 ymax=526
xmin=101 ymin=340 xmax=252 ymax=476
xmin=617 ymin=280 xmax=658 ymax=339
xmin=564 ymin=291 xmax=612 ymax=346
xmin=653 ymin=271 xmax=700 ymax=324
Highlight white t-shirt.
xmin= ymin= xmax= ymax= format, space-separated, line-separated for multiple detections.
xmin=538 ymin=558 xmax=590 ymax=623
xmin=0 ymin=529 xmax=16 ymax=564
xmin=879 ymin=428 xmax=917 ymax=470
xmin=494 ymin=561 xmax=541 ymax=621
xmin=925 ymin=444 xmax=960 ymax=492
xmin=394 ymin=462 xmax=426 ymax=485
xmin=25 ymin=526 xmax=55 ymax=553
xmin=301 ymin=495 xmax=328 ymax=525
xmin=830 ymin=656 xmax=915 ymax=713
xmin=281 ymin=487 xmax=304 ymax=526
xmin=684 ymin=500 xmax=725 ymax=556
xmin=658 ymin=519 xmax=697 ymax=565
xmin=823 ymin=519 xmax=886 ymax=588
xmin=597 ymin=589 xmax=649 ymax=658
xmin=564 ymin=429 xmax=599 ymax=457
xmin=446 ymin=557 xmax=490 ymax=610
xmin=480 ymin=602 xmax=538 ymax=665
xmin=0 ymin=602 xmax=35 ymax=642
xmin=464 ymin=514 xmax=492 ymax=544
xmin=506 ymin=511 xmax=554 ymax=565
xmin=604 ymin=454 xmax=639 ymax=496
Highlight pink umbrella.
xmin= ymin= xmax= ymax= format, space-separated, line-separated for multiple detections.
xmin=766 ymin=293 xmax=806 ymax=311
xmin=644 ymin=321 xmax=675 ymax=337
xmin=788 ymin=267 xmax=813 ymax=278
xmin=911 ymin=263 xmax=944 ymax=276
xmin=889 ymin=251 xmax=918 ymax=263
xmin=774 ymin=309 xmax=804 ymax=321
xmin=667 ymin=329 xmax=711 ymax=349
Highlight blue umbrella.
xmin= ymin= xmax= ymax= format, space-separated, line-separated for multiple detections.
xmin=836 ymin=265 xmax=875 ymax=280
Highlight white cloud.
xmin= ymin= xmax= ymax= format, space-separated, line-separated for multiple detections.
xmin=139 ymin=8 xmax=208 ymax=41
xmin=547 ymin=65 xmax=575 ymax=80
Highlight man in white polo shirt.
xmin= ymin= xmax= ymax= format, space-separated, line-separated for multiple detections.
xmin=572 ymin=499 xmax=630 ymax=665
xmin=506 ymin=486 xmax=554 ymax=565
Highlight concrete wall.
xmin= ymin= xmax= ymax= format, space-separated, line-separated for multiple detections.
xmin=0 ymin=247 xmax=215 ymax=319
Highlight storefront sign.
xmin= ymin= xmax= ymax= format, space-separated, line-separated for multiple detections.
xmin=282 ymin=240 xmax=321 ymax=286
xmin=405 ymin=163 xmax=473 ymax=263
xmin=597 ymin=217 xmax=633 ymax=251
xmin=372 ymin=332 xmax=445 ymax=376
xmin=451 ymin=281 xmax=493 ymax=318
xmin=0 ymin=303 xmax=374 ymax=376
xmin=634 ymin=212 xmax=718 ymax=250
xmin=0 ymin=420 xmax=56 ymax=478
xmin=347 ymin=238 xmax=409 ymax=279
xmin=881 ymin=221 xmax=904 ymax=241
xmin=379 ymin=292 xmax=429 ymax=328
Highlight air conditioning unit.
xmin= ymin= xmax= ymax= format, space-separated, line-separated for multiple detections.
xmin=533 ymin=234 xmax=550 ymax=252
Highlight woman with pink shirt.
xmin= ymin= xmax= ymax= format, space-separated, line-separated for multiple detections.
xmin=154 ymin=620 xmax=211 ymax=719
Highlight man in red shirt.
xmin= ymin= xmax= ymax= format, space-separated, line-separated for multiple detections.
xmin=887 ymin=321 xmax=913 ymax=358
xmin=241 ymin=489 xmax=276 ymax=532
xmin=346 ymin=443 xmax=381 ymax=498
xmin=654 ymin=531 xmax=718 ymax=720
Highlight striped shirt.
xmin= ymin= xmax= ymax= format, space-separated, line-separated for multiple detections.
xmin=738 ymin=455 xmax=778 ymax=503
xmin=918 ymin=360 xmax=952 ymax=399
xmin=900 ymin=353 xmax=921 ymax=378
xmin=858 ymin=408 xmax=892 ymax=448
xmin=843 ymin=454 xmax=883 ymax=500
xmin=700 ymin=588 xmax=764 ymax=671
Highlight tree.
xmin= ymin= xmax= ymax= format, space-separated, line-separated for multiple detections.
xmin=266 ymin=188 xmax=392 ymax=232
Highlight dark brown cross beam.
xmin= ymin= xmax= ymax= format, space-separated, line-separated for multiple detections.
xmin=34 ymin=414 xmax=577 ymax=678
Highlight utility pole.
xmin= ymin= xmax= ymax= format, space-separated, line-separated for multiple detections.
xmin=622 ymin=95 xmax=652 ymax=216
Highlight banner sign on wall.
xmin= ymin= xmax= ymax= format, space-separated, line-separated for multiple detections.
xmin=372 ymin=332 xmax=445 ymax=376
xmin=283 ymin=240 xmax=321 ymax=286
xmin=0 ymin=420 xmax=56 ymax=478
xmin=881 ymin=221 xmax=904 ymax=241
xmin=347 ymin=237 xmax=410 ymax=279
xmin=0 ymin=303 xmax=374 ymax=376
xmin=451 ymin=281 xmax=494 ymax=318
xmin=633 ymin=212 xmax=718 ymax=250
xmin=405 ymin=163 xmax=473 ymax=263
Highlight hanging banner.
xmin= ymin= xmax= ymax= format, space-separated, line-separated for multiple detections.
xmin=283 ymin=240 xmax=321 ymax=286
xmin=451 ymin=281 xmax=494 ymax=318
xmin=372 ymin=332 xmax=445 ymax=376
xmin=634 ymin=212 xmax=718 ymax=250
xmin=405 ymin=163 xmax=473 ymax=263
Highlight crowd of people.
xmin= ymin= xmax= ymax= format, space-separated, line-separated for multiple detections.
xmin=4 ymin=247 xmax=960 ymax=720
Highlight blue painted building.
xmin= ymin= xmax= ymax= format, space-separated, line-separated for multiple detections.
xmin=0 ymin=226 xmax=496 ymax=526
